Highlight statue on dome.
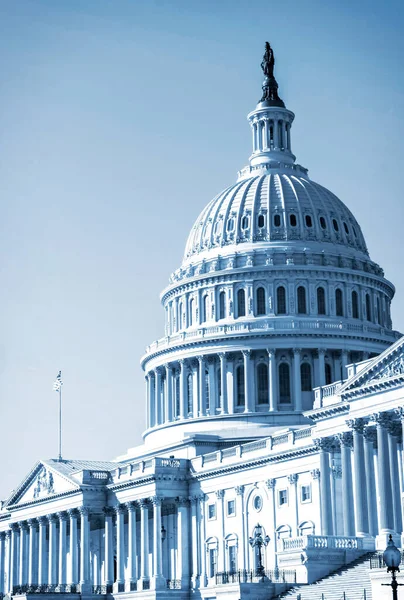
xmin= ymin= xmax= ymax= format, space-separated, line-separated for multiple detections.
xmin=260 ymin=42 xmax=285 ymax=108
xmin=261 ymin=42 xmax=275 ymax=79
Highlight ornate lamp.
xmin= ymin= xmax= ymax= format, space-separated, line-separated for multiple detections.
xmin=249 ymin=524 xmax=270 ymax=576
xmin=161 ymin=525 xmax=167 ymax=542
xmin=382 ymin=535 xmax=403 ymax=600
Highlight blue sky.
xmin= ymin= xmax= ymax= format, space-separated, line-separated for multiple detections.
xmin=1 ymin=0 xmax=403 ymax=498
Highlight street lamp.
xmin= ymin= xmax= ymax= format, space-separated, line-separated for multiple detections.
xmin=249 ymin=524 xmax=270 ymax=576
xmin=161 ymin=525 xmax=167 ymax=542
xmin=382 ymin=535 xmax=403 ymax=600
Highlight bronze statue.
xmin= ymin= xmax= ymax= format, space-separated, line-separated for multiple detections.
xmin=260 ymin=42 xmax=285 ymax=107
xmin=261 ymin=42 xmax=275 ymax=79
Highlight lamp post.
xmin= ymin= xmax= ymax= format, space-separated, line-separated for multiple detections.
xmin=382 ymin=535 xmax=403 ymax=600
xmin=249 ymin=524 xmax=270 ymax=576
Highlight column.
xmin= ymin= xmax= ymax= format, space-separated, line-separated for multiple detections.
xmin=37 ymin=517 xmax=47 ymax=587
xmin=388 ymin=422 xmax=403 ymax=534
xmin=219 ymin=353 xmax=228 ymax=415
xmin=103 ymin=508 xmax=114 ymax=588
xmin=145 ymin=375 xmax=150 ymax=429
xmin=207 ymin=358 xmax=216 ymax=415
xmin=179 ymin=360 xmax=186 ymax=419
xmin=139 ymin=500 xmax=150 ymax=584
xmin=293 ymin=349 xmax=302 ymax=411
xmin=9 ymin=524 xmax=19 ymax=593
xmin=331 ymin=464 xmax=342 ymax=535
xmin=315 ymin=438 xmax=333 ymax=535
xmin=268 ymin=350 xmax=277 ymax=412
xmin=47 ymin=515 xmax=57 ymax=586
xmin=0 ymin=533 xmax=5 ymax=594
xmin=263 ymin=119 xmax=269 ymax=150
xmin=227 ymin=357 xmax=235 ymax=414
xmin=318 ymin=349 xmax=326 ymax=387
xmin=176 ymin=498 xmax=190 ymax=588
xmin=337 ymin=432 xmax=355 ymax=536
xmin=235 ymin=486 xmax=247 ymax=570
xmin=363 ymin=427 xmax=379 ymax=537
xmin=273 ymin=119 xmax=279 ymax=148
xmin=347 ymin=420 xmax=369 ymax=536
xmin=126 ymin=502 xmax=137 ymax=590
xmin=27 ymin=520 xmax=38 ymax=587
xmin=151 ymin=497 xmax=165 ymax=589
xmin=166 ymin=365 xmax=173 ymax=422
xmin=79 ymin=507 xmax=91 ymax=591
xmin=58 ymin=512 xmax=67 ymax=588
xmin=190 ymin=497 xmax=199 ymax=587
xmin=374 ymin=413 xmax=395 ymax=538
xmin=265 ymin=480 xmax=277 ymax=568
xmin=252 ymin=122 xmax=257 ymax=152
xmin=243 ymin=350 xmax=254 ymax=413
xmin=115 ymin=505 xmax=125 ymax=592
xmin=18 ymin=522 xmax=28 ymax=587
xmin=6 ymin=532 xmax=11 ymax=594
xmin=199 ymin=495 xmax=207 ymax=587
xmin=341 ymin=351 xmax=349 ymax=380
xmin=198 ymin=357 xmax=206 ymax=417
xmin=216 ymin=490 xmax=225 ymax=572
xmin=288 ymin=474 xmax=299 ymax=536
xmin=155 ymin=368 xmax=162 ymax=426
xmin=67 ymin=510 xmax=78 ymax=586
xmin=149 ymin=372 xmax=156 ymax=427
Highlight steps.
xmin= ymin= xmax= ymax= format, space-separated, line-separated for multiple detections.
xmin=275 ymin=554 xmax=373 ymax=599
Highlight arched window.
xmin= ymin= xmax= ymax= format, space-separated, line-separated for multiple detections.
xmin=300 ymin=363 xmax=312 ymax=392
xmin=279 ymin=363 xmax=291 ymax=404
xmin=336 ymin=289 xmax=344 ymax=317
xmin=352 ymin=290 xmax=359 ymax=319
xmin=217 ymin=367 xmax=222 ymax=409
xmin=189 ymin=299 xmax=194 ymax=326
xmin=297 ymin=286 xmax=307 ymax=314
xmin=305 ymin=214 xmax=313 ymax=228
xmin=256 ymin=287 xmax=266 ymax=316
xmin=325 ymin=363 xmax=332 ymax=385
xmin=289 ymin=214 xmax=297 ymax=227
xmin=258 ymin=214 xmax=265 ymax=228
xmin=274 ymin=214 xmax=281 ymax=227
xmin=187 ymin=373 xmax=193 ymax=414
xmin=219 ymin=291 xmax=225 ymax=320
xmin=366 ymin=293 xmax=372 ymax=321
xmin=205 ymin=369 xmax=210 ymax=411
xmin=241 ymin=215 xmax=249 ymax=230
xmin=237 ymin=289 xmax=246 ymax=317
xmin=257 ymin=363 xmax=268 ymax=404
xmin=201 ymin=295 xmax=208 ymax=323
xmin=236 ymin=365 xmax=245 ymax=406
xmin=377 ymin=297 xmax=382 ymax=325
xmin=317 ymin=287 xmax=326 ymax=315
xmin=276 ymin=286 xmax=287 ymax=315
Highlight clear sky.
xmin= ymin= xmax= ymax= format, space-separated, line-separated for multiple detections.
xmin=1 ymin=0 xmax=403 ymax=500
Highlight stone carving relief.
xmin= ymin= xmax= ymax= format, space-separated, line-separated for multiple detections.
xmin=33 ymin=468 xmax=54 ymax=499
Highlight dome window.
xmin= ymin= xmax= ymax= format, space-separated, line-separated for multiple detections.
xmin=257 ymin=363 xmax=269 ymax=404
xmin=276 ymin=286 xmax=287 ymax=315
xmin=236 ymin=365 xmax=245 ymax=407
xmin=227 ymin=218 xmax=234 ymax=232
xmin=343 ymin=222 xmax=349 ymax=235
xmin=257 ymin=214 xmax=265 ymax=228
xmin=237 ymin=289 xmax=246 ymax=317
xmin=305 ymin=215 xmax=313 ymax=228
xmin=317 ymin=287 xmax=326 ymax=315
xmin=297 ymin=286 xmax=307 ymax=314
xmin=219 ymin=291 xmax=225 ymax=320
xmin=279 ymin=363 xmax=291 ymax=404
xmin=352 ymin=290 xmax=359 ymax=319
xmin=332 ymin=219 xmax=339 ymax=232
xmin=289 ymin=214 xmax=297 ymax=227
xmin=335 ymin=289 xmax=344 ymax=317
xmin=274 ymin=214 xmax=281 ymax=228
xmin=325 ymin=363 xmax=333 ymax=385
xmin=300 ymin=363 xmax=312 ymax=392
xmin=256 ymin=287 xmax=266 ymax=316
xmin=241 ymin=215 xmax=250 ymax=230
xmin=319 ymin=216 xmax=327 ymax=230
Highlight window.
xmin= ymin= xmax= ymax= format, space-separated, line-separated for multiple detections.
xmin=279 ymin=363 xmax=291 ymax=403
xmin=208 ymin=504 xmax=216 ymax=520
xmin=227 ymin=500 xmax=236 ymax=516
xmin=237 ymin=289 xmax=246 ymax=317
xmin=202 ymin=295 xmax=208 ymax=323
xmin=189 ymin=299 xmax=194 ymax=326
xmin=336 ymin=289 xmax=344 ymax=317
xmin=299 ymin=521 xmax=314 ymax=535
xmin=317 ymin=287 xmax=326 ymax=315
xmin=236 ymin=365 xmax=245 ymax=406
xmin=325 ymin=363 xmax=332 ymax=385
xmin=301 ymin=485 xmax=312 ymax=503
xmin=297 ymin=286 xmax=307 ymax=314
xmin=258 ymin=214 xmax=265 ymax=228
xmin=343 ymin=222 xmax=349 ymax=235
xmin=253 ymin=495 xmax=263 ymax=511
xmin=366 ymin=293 xmax=372 ymax=321
xmin=305 ymin=214 xmax=313 ymax=228
xmin=257 ymin=363 xmax=268 ymax=404
xmin=319 ymin=216 xmax=327 ymax=229
xmin=300 ymin=363 xmax=312 ymax=392
xmin=241 ymin=215 xmax=249 ymax=230
xmin=289 ymin=213 xmax=297 ymax=227
xmin=227 ymin=218 xmax=234 ymax=232
xmin=256 ymin=287 xmax=266 ymax=316
xmin=276 ymin=286 xmax=287 ymax=315
xmin=332 ymin=218 xmax=339 ymax=232
xmin=274 ymin=214 xmax=281 ymax=227
xmin=209 ymin=548 xmax=217 ymax=578
xmin=352 ymin=290 xmax=359 ymax=319
xmin=279 ymin=490 xmax=288 ymax=506
xmin=205 ymin=369 xmax=210 ymax=411
xmin=219 ymin=291 xmax=225 ymax=320
xmin=187 ymin=373 xmax=193 ymax=414
xmin=228 ymin=545 xmax=237 ymax=573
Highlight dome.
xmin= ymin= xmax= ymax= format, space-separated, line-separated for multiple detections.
xmin=183 ymin=172 xmax=368 ymax=266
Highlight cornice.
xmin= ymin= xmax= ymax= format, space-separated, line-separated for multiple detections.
xmin=305 ymin=402 xmax=350 ymax=422
xmin=107 ymin=476 xmax=156 ymax=492
xmin=7 ymin=489 xmax=81 ymax=512
xmin=342 ymin=373 xmax=404 ymax=400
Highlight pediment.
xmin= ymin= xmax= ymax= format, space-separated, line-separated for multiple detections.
xmin=6 ymin=462 xmax=80 ymax=508
xmin=341 ymin=335 xmax=404 ymax=398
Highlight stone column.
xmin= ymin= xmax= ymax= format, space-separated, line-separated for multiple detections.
xmin=243 ymin=350 xmax=254 ymax=412
xmin=310 ymin=469 xmax=321 ymax=536
xmin=347 ymin=419 xmax=369 ymax=536
xmin=176 ymin=498 xmax=190 ymax=588
xmin=57 ymin=513 xmax=67 ymax=588
xmin=331 ymin=464 xmax=342 ymax=535
xmin=265 ymin=480 xmax=277 ymax=568
xmin=216 ymin=490 xmax=225 ymax=572
xmin=145 ymin=374 xmax=150 ymax=429
xmin=373 ymin=413 xmax=395 ymax=547
xmin=5 ymin=532 xmax=11 ymax=594
xmin=199 ymin=495 xmax=207 ymax=587
xmin=263 ymin=119 xmax=269 ymax=150
xmin=37 ymin=517 xmax=47 ymax=587
xmin=341 ymin=351 xmax=349 ymax=380
xmin=190 ymin=497 xmax=199 ymax=587
xmin=0 ymin=533 xmax=5 ymax=594
xmin=315 ymin=438 xmax=333 ymax=535
xmin=103 ymin=508 xmax=114 ymax=588
xmin=27 ymin=520 xmax=38 ymax=587
xmin=218 ymin=353 xmax=228 ymax=414
xmin=363 ymin=428 xmax=379 ymax=537
xmin=293 ymin=349 xmax=302 ymax=411
xmin=198 ymin=357 xmax=206 ymax=417
xmin=67 ymin=510 xmax=78 ymax=586
xmin=114 ymin=505 xmax=125 ymax=592
xmin=288 ymin=474 xmax=299 ymax=536
xmin=18 ymin=522 xmax=28 ymax=586
xmin=388 ymin=422 xmax=403 ymax=535
xmin=79 ymin=507 xmax=91 ymax=592
xmin=47 ymin=515 xmax=57 ymax=586
xmin=337 ymin=432 xmax=355 ymax=536
xmin=268 ymin=350 xmax=277 ymax=412
xmin=179 ymin=360 xmax=186 ymax=419
xmin=151 ymin=497 xmax=165 ymax=589
xmin=155 ymin=368 xmax=162 ymax=426
xmin=126 ymin=502 xmax=137 ymax=590
xmin=139 ymin=500 xmax=150 ymax=584
xmin=9 ymin=524 xmax=19 ymax=593
xmin=318 ymin=349 xmax=326 ymax=387
xmin=207 ymin=357 xmax=216 ymax=415
xmin=165 ymin=365 xmax=173 ymax=422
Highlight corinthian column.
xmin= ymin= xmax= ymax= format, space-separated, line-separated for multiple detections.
xmin=347 ymin=419 xmax=369 ymax=536
xmin=293 ymin=349 xmax=302 ymax=411
xmin=151 ymin=497 xmax=165 ymax=589
xmin=103 ymin=508 xmax=114 ymax=589
xmin=243 ymin=350 xmax=254 ymax=413
xmin=373 ymin=413 xmax=395 ymax=548
xmin=114 ymin=505 xmax=125 ymax=592
xmin=336 ymin=432 xmax=355 ymax=536
xmin=78 ymin=507 xmax=91 ymax=592
xmin=314 ymin=438 xmax=333 ymax=535
xmin=388 ymin=421 xmax=403 ymax=535
xmin=0 ymin=533 xmax=5 ymax=594
xmin=27 ymin=519 xmax=38 ymax=587
xmin=218 ymin=353 xmax=228 ymax=414
xmin=18 ymin=522 xmax=28 ymax=587
xmin=37 ymin=517 xmax=47 ymax=587
xmin=57 ymin=512 xmax=68 ymax=588
xmin=47 ymin=515 xmax=57 ymax=586
xmin=67 ymin=510 xmax=78 ymax=586
xmin=363 ymin=427 xmax=378 ymax=537
xmin=125 ymin=502 xmax=137 ymax=591
xmin=9 ymin=524 xmax=19 ymax=593
xmin=139 ymin=500 xmax=150 ymax=586
xmin=176 ymin=498 xmax=190 ymax=588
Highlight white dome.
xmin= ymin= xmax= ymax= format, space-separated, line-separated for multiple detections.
xmin=183 ymin=173 xmax=368 ymax=265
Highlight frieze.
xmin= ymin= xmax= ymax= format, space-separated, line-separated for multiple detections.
xmin=33 ymin=468 xmax=54 ymax=499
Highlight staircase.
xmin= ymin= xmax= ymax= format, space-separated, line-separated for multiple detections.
xmin=275 ymin=554 xmax=373 ymax=599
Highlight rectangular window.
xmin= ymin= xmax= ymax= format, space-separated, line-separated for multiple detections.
xmin=301 ymin=484 xmax=311 ymax=503
xmin=279 ymin=489 xmax=288 ymax=506
xmin=227 ymin=499 xmax=236 ymax=516
xmin=228 ymin=545 xmax=237 ymax=573
xmin=208 ymin=503 xmax=216 ymax=520
xmin=209 ymin=548 xmax=217 ymax=578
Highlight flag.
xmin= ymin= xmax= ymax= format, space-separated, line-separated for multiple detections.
xmin=53 ymin=371 xmax=63 ymax=392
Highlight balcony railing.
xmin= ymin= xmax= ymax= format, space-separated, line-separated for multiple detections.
xmin=282 ymin=535 xmax=363 ymax=552
xmin=12 ymin=585 xmax=80 ymax=595
xmin=215 ymin=568 xmax=296 ymax=585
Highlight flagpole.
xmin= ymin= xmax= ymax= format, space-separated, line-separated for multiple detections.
xmin=58 ymin=383 xmax=62 ymax=461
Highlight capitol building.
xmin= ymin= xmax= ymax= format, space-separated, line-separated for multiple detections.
xmin=1 ymin=44 xmax=404 ymax=600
